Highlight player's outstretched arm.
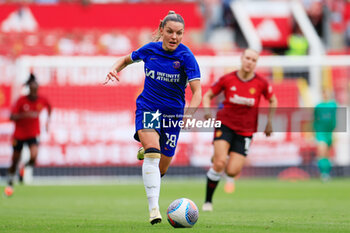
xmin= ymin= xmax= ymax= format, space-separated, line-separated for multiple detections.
xmin=104 ymin=54 xmax=133 ymax=84
xmin=45 ymin=101 xmax=52 ymax=132
xmin=265 ymin=94 xmax=278 ymax=137
xmin=202 ymin=89 xmax=216 ymax=120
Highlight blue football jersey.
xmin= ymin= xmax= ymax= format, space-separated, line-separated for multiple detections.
xmin=131 ymin=42 xmax=200 ymax=112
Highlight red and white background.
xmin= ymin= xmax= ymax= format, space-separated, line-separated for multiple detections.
xmin=0 ymin=55 xmax=317 ymax=168
xmin=0 ymin=2 xmax=349 ymax=169
xmin=246 ymin=1 xmax=293 ymax=48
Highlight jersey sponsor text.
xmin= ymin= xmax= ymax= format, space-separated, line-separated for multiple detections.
xmin=229 ymin=94 xmax=255 ymax=106
xmin=145 ymin=68 xmax=180 ymax=83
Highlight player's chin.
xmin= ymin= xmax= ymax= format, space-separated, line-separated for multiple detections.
xmin=244 ymin=67 xmax=253 ymax=73
xmin=166 ymin=43 xmax=179 ymax=52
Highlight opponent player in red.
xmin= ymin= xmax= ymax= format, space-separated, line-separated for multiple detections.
xmin=4 ymin=73 xmax=51 ymax=197
xmin=202 ymin=49 xmax=277 ymax=211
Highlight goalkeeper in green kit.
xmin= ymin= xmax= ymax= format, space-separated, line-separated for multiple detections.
xmin=313 ymin=89 xmax=337 ymax=181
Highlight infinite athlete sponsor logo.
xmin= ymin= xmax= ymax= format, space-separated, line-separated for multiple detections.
xmin=145 ymin=68 xmax=180 ymax=83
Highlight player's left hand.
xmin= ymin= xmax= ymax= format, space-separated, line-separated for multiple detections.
xmin=182 ymin=115 xmax=193 ymax=130
xmin=264 ymin=122 xmax=273 ymax=137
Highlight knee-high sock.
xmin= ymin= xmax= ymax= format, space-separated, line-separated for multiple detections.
xmin=205 ymin=167 xmax=222 ymax=203
xmin=224 ymin=173 xmax=235 ymax=183
xmin=318 ymin=157 xmax=332 ymax=175
xmin=142 ymin=156 xmax=161 ymax=212
xmin=7 ymin=174 xmax=15 ymax=186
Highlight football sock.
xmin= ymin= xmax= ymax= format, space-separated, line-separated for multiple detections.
xmin=225 ymin=174 xmax=235 ymax=183
xmin=23 ymin=165 xmax=34 ymax=184
xmin=205 ymin=168 xmax=222 ymax=203
xmin=142 ymin=148 xmax=161 ymax=212
xmin=317 ymin=157 xmax=332 ymax=176
xmin=7 ymin=173 xmax=15 ymax=186
xmin=26 ymin=158 xmax=36 ymax=167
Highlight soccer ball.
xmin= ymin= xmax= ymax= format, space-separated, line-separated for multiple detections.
xmin=167 ymin=198 xmax=199 ymax=228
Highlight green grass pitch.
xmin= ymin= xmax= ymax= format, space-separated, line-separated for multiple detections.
xmin=1 ymin=178 xmax=350 ymax=233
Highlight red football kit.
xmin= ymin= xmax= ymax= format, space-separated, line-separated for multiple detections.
xmin=211 ymin=71 xmax=274 ymax=136
xmin=11 ymin=95 xmax=51 ymax=140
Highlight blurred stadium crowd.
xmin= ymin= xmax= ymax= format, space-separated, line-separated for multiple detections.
xmin=0 ymin=0 xmax=350 ymax=57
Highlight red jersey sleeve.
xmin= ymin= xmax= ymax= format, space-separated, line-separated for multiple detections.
xmin=11 ymin=97 xmax=23 ymax=115
xmin=210 ymin=75 xmax=226 ymax=96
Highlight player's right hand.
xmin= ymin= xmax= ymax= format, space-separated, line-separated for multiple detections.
xmin=204 ymin=113 xmax=212 ymax=120
xmin=103 ymin=70 xmax=119 ymax=84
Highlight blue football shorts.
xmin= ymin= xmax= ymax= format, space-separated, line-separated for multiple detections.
xmin=134 ymin=104 xmax=183 ymax=157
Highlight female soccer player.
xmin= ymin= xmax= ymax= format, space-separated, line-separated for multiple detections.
xmin=4 ymin=73 xmax=51 ymax=196
xmin=104 ymin=11 xmax=202 ymax=224
xmin=202 ymin=49 xmax=277 ymax=211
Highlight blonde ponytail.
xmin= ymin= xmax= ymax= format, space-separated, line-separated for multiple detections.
xmin=152 ymin=20 xmax=163 ymax=42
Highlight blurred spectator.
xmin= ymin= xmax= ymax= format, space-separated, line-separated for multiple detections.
xmin=324 ymin=0 xmax=347 ymax=50
xmin=99 ymin=32 xmax=132 ymax=55
xmin=302 ymin=0 xmax=324 ymax=38
xmin=200 ymin=0 xmax=225 ymax=42
xmin=345 ymin=1 xmax=350 ymax=49
xmin=285 ymin=25 xmax=309 ymax=56
xmin=346 ymin=21 xmax=350 ymax=48
xmin=138 ymin=29 xmax=153 ymax=47
xmin=77 ymin=34 xmax=96 ymax=55
xmin=35 ymin=0 xmax=59 ymax=4
xmin=222 ymin=0 xmax=235 ymax=28
xmin=284 ymin=24 xmax=309 ymax=80
xmin=58 ymin=33 xmax=77 ymax=55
